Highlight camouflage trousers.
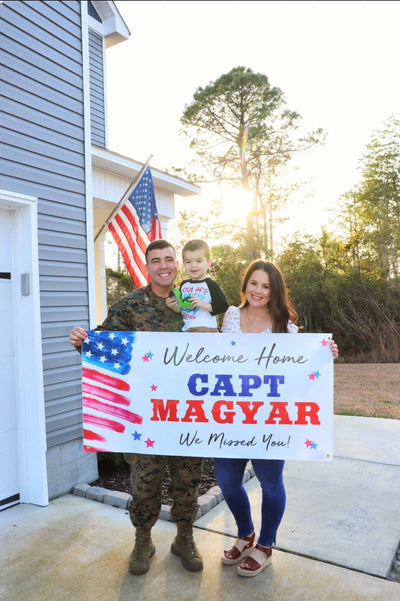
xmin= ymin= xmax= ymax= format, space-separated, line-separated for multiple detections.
xmin=124 ymin=453 xmax=203 ymax=529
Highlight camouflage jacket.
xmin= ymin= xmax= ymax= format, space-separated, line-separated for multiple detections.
xmin=98 ymin=284 xmax=183 ymax=333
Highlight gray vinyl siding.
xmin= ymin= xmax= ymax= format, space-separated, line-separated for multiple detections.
xmin=0 ymin=1 xmax=89 ymax=447
xmin=89 ymin=29 xmax=106 ymax=147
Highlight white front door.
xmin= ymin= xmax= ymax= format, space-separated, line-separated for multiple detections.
xmin=0 ymin=208 xmax=19 ymax=510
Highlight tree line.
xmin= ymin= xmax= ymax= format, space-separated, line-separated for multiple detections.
xmin=107 ymin=217 xmax=399 ymax=362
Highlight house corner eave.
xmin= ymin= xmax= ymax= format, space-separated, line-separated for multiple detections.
xmin=91 ymin=146 xmax=201 ymax=197
xmin=90 ymin=1 xmax=130 ymax=48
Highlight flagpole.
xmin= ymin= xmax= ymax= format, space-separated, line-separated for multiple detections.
xmin=94 ymin=154 xmax=153 ymax=243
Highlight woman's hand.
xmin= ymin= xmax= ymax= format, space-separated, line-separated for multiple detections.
xmin=329 ymin=339 xmax=339 ymax=360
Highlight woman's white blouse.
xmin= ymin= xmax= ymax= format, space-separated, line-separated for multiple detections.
xmin=221 ymin=305 xmax=298 ymax=334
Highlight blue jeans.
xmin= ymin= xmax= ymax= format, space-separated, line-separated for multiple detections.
xmin=214 ymin=458 xmax=286 ymax=547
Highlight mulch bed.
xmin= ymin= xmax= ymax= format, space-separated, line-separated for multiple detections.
xmin=93 ymin=456 xmax=217 ymax=505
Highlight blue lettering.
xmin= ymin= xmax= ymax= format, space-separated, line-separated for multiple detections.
xmin=187 ymin=373 xmax=208 ymax=395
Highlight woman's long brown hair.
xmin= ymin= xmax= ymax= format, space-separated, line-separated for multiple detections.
xmin=239 ymin=260 xmax=298 ymax=333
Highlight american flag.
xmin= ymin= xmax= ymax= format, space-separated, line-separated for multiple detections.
xmin=81 ymin=331 xmax=141 ymax=452
xmin=108 ymin=166 xmax=161 ymax=288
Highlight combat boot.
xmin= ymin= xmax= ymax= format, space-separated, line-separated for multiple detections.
xmin=170 ymin=521 xmax=203 ymax=572
xmin=129 ymin=527 xmax=155 ymax=575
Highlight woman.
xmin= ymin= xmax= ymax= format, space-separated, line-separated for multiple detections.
xmin=214 ymin=260 xmax=338 ymax=578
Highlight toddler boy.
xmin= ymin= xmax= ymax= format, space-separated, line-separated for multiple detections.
xmin=166 ymin=239 xmax=228 ymax=332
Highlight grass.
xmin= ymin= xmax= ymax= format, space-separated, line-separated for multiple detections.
xmin=334 ymin=363 xmax=400 ymax=419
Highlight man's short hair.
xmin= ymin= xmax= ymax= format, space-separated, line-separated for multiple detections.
xmin=182 ymin=239 xmax=210 ymax=260
xmin=145 ymin=239 xmax=176 ymax=262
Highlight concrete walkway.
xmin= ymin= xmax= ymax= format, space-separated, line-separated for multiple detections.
xmin=1 ymin=416 xmax=399 ymax=601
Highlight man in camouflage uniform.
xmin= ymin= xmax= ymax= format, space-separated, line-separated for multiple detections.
xmin=69 ymin=240 xmax=203 ymax=575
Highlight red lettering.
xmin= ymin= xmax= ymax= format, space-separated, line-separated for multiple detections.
xmin=150 ymin=398 xmax=321 ymax=426
xmin=294 ymin=402 xmax=320 ymax=425
xmin=150 ymin=399 xmax=179 ymax=422
xmin=181 ymin=400 xmax=209 ymax=423
xmin=236 ymin=401 xmax=264 ymax=424
xmin=264 ymin=402 xmax=292 ymax=425
xmin=211 ymin=400 xmax=235 ymax=424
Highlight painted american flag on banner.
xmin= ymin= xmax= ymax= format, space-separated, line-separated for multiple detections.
xmin=81 ymin=330 xmax=142 ymax=452
xmin=108 ymin=166 xmax=161 ymax=288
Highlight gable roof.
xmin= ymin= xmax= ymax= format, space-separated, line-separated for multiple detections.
xmin=88 ymin=0 xmax=130 ymax=47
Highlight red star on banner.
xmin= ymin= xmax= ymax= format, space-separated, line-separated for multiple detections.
xmin=308 ymin=372 xmax=316 ymax=380
xmin=150 ymin=384 xmax=157 ymax=391
xmin=321 ymin=339 xmax=328 ymax=346
xmin=142 ymin=354 xmax=150 ymax=362
xmin=304 ymin=439 xmax=313 ymax=448
xmin=145 ymin=438 xmax=155 ymax=448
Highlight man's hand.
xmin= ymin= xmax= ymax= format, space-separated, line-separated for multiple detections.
xmin=166 ymin=297 xmax=181 ymax=314
xmin=69 ymin=326 xmax=87 ymax=348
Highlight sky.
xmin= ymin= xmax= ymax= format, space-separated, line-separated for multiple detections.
xmin=105 ymin=1 xmax=400 ymax=243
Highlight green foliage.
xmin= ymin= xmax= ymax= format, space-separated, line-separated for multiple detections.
xmin=209 ymin=242 xmax=249 ymax=308
xmin=173 ymin=204 xmax=400 ymax=361
xmin=178 ymin=66 xmax=325 ymax=259
xmin=180 ymin=66 xmax=320 ymax=184
xmin=338 ymin=115 xmax=400 ymax=286
xmin=278 ymin=238 xmax=326 ymax=332
xmin=97 ymin=452 xmax=127 ymax=475
xmin=106 ymin=267 xmax=136 ymax=306
xmin=277 ymin=234 xmax=400 ymax=362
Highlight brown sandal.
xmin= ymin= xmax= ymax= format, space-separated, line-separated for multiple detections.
xmin=237 ymin=543 xmax=272 ymax=577
xmin=221 ymin=531 xmax=255 ymax=565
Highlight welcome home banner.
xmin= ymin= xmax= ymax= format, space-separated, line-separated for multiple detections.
xmin=81 ymin=331 xmax=334 ymax=461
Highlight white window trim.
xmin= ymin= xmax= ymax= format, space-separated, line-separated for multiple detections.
xmin=0 ymin=189 xmax=48 ymax=506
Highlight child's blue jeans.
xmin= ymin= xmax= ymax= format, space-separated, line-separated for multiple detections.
xmin=213 ymin=457 xmax=286 ymax=547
